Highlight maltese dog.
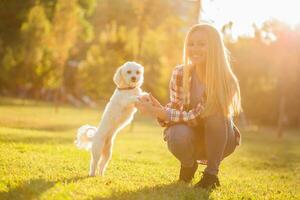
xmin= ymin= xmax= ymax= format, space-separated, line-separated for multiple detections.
xmin=75 ymin=61 xmax=150 ymax=176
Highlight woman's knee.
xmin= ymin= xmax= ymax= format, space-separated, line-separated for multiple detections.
xmin=166 ymin=124 xmax=194 ymax=153
xmin=165 ymin=124 xmax=195 ymax=166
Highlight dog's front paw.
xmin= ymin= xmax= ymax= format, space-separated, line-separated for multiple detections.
xmin=129 ymin=96 xmax=139 ymax=103
xmin=137 ymin=93 xmax=151 ymax=103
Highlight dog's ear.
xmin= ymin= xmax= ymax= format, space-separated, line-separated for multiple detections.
xmin=113 ymin=66 xmax=123 ymax=86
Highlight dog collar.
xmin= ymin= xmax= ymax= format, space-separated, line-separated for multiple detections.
xmin=117 ymin=86 xmax=136 ymax=91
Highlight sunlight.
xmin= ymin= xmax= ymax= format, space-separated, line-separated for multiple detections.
xmin=201 ymin=0 xmax=299 ymax=37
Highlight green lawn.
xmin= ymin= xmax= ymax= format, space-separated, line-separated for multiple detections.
xmin=0 ymin=97 xmax=299 ymax=200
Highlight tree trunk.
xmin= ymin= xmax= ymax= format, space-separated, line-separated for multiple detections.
xmin=277 ymin=96 xmax=286 ymax=138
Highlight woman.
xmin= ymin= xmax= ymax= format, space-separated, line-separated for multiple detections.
xmin=135 ymin=23 xmax=242 ymax=189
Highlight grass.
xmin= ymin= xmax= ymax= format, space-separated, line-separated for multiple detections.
xmin=0 ymin=97 xmax=299 ymax=199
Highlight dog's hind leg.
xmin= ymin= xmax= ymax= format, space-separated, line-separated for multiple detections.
xmin=98 ymin=140 xmax=113 ymax=176
xmin=89 ymin=140 xmax=104 ymax=177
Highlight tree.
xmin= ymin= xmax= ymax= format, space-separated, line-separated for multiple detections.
xmin=20 ymin=4 xmax=52 ymax=97
xmin=79 ymin=22 xmax=136 ymax=100
xmin=48 ymin=0 xmax=95 ymax=106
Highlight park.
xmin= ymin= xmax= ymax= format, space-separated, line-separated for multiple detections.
xmin=0 ymin=0 xmax=300 ymax=199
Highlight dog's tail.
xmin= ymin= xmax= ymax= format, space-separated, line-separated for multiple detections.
xmin=74 ymin=125 xmax=97 ymax=150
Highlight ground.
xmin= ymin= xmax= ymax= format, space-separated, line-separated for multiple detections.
xmin=0 ymin=97 xmax=299 ymax=200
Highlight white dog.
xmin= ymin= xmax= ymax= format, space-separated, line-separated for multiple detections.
xmin=75 ymin=61 xmax=149 ymax=176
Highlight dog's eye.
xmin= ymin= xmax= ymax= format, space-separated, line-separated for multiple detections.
xmin=127 ymin=70 xmax=132 ymax=74
xmin=136 ymin=71 xmax=140 ymax=75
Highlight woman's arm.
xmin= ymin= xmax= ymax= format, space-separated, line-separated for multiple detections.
xmin=165 ymin=103 xmax=204 ymax=123
xmin=159 ymin=65 xmax=204 ymax=126
xmin=136 ymin=94 xmax=204 ymax=125
xmin=135 ymin=95 xmax=169 ymax=121
xmin=148 ymin=106 xmax=169 ymax=121
xmin=135 ymin=65 xmax=204 ymax=126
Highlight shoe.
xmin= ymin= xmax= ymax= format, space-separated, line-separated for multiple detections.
xmin=194 ymin=172 xmax=220 ymax=189
xmin=179 ymin=161 xmax=198 ymax=183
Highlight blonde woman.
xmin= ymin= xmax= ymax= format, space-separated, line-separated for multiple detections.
xmin=135 ymin=23 xmax=242 ymax=189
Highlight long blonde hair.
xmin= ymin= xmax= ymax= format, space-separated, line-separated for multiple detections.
xmin=183 ymin=23 xmax=242 ymax=118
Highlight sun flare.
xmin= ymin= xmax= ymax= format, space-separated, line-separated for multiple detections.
xmin=201 ymin=0 xmax=299 ymax=37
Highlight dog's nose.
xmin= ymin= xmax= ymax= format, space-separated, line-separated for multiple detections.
xmin=131 ymin=77 xmax=136 ymax=82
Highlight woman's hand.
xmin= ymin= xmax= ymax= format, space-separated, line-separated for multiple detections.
xmin=135 ymin=94 xmax=169 ymax=120
xmin=149 ymin=94 xmax=163 ymax=108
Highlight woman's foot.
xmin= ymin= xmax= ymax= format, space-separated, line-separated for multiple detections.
xmin=194 ymin=172 xmax=220 ymax=189
xmin=179 ymin=162 xmax=198 ymax=183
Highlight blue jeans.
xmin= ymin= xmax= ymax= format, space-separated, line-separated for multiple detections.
xmin=164 ymin=115 xmax=237 ymax=175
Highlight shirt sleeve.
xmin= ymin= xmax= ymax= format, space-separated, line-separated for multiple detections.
xmin=157 ymin=67 xmax=204 ymax=127
xmin=165 ymin=103 xmax=204 ymax=123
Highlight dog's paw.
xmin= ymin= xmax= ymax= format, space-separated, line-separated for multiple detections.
xmin=128 ymin=96 xmax=139 ymax=103
xmin=138 ymin=93 xmax=151 ymax=103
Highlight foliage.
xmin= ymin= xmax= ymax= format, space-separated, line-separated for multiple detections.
xmin=227 ymin=21 xmax=300 ymax=126
xmin=0 ymin=1 xmax=299 ymax=126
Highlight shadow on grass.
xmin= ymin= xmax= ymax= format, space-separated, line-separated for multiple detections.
xmin=0 ymin=175 xmax=88 ymax=200
xmin=94 ymin=182 xmax=212 ymax=200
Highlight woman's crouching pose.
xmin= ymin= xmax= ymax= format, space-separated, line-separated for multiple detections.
xmin=135 ymin=23 xmax=242 ymax=189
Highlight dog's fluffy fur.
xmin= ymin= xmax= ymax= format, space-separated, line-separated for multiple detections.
xmin=75 ymin=61 xmax=149 ymax=176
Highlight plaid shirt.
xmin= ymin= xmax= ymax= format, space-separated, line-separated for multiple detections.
xmin=158 ymin=65 xmax=205 ymax=127
xmin=158 ymin=65 xmax=241 ymax=146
